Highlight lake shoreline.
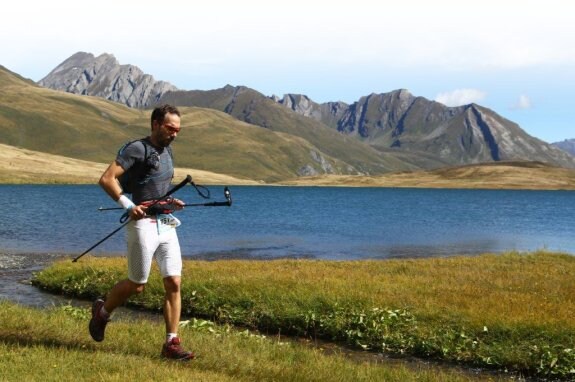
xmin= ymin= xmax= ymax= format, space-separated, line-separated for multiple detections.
xmin=2 ymin=149 xmax=575 ymax=190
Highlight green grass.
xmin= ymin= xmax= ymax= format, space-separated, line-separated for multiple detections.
xmin=0 ymin=302 xmax=489 ymax=382
xmin=30 ymin=251 xmax=575 ymax=379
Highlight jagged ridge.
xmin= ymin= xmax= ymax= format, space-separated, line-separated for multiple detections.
xmin=275 ymin=90 xmax=575 ymax=169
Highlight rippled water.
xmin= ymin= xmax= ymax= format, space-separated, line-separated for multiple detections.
xmin=1 ymin=185 xmax=574 ymax=259
xmin=0 ymin=252 xmax=68 ymax=307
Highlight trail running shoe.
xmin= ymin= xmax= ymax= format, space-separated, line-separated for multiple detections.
xmin=161 ymin=337 xmax=195 ymax=361
xmin=89 ymin=299 xmax=109 ymax=342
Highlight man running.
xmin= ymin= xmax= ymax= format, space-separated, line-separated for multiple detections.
xmin=89 ymin=104 xmax=194 ymax=361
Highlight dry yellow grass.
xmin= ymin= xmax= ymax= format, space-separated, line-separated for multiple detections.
xmin=0 ymin=143 xmax=259 ymax=185
xmin=0 ymin=143 xmax=108 ymax=184
xmin=278 ymin=161 xmax=575 ymax=190
xmin=3 ymin=142 xmax=575 ymax=189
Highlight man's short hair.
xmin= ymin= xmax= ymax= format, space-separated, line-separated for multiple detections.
xmin=151 ymin=104 xmax=181 ymax=128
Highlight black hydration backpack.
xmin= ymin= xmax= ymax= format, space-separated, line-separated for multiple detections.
xmin=118 ymin=138 xmax=173 ymax=194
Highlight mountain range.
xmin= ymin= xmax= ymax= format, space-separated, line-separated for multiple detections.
xmin=38 ymin=52 xmax=575 ymax=174
xmin=0 ymin=51 xmax=565 ymax=185
xmin=552 ymin=139 xmax=575 ymax=156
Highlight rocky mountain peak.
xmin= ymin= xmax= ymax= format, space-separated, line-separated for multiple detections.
xmin=272 ymin=93 xmax=349 ymax=127
xmin=39 ymin=52 xmax=177 ymax=108
xmin=278 ymin=94 xmax=314 ymax=116
xmin=389 ymin=88 xmax=413 ymax=101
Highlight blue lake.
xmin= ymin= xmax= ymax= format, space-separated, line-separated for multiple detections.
xmin=1 ymin=185 xmax=574 ymax=260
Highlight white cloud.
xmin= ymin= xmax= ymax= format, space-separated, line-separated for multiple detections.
xmin=3 ymin=0 xmax=575 ymax=77
xmin=511 ymin=95 xmax=533 ymax=110
xmin=434 ymin=89 xmax=487 ymax=107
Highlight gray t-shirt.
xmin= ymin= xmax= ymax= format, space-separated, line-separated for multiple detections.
xmin=115 ymin=138 xmax=174 ymax=204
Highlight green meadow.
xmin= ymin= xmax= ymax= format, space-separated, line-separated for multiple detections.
xmin=0 ymin=301 xmax=493 ymax=382
xmin=19 ymin=251 xmax=575 ymax=380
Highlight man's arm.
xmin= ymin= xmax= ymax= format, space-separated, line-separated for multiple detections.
xmin=99 ymin=160 xmax=124 ymax=201
xmin=99 ymin=161 xmax=147 ymax=219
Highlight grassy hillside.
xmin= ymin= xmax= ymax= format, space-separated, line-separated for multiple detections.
xmin=160 ymin=87 xmax=425 ymax=173
xmin=169 ymin=108 xmax=357 ymax=181
xmin=2 ymin=144 xmax=574 ymax=190
xmin=0 ymin=66 xmax=364 ymax=181
xmin=0 ymin=65 xmax=152 ymax=162
xmin=0 ymin=143 xmax=258 ymax=185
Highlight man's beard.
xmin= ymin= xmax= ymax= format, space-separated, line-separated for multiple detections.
xmin=160 ymin=136 xmax=174 ymax=147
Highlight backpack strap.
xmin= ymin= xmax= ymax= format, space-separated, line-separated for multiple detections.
xmin=119 ymin=138 xmax=174 ymax=193
xmin=166 ymin=145 xmax=173 ymax=161
xmin=124 ymin=137 xmax=171 ymax=163
xmin=117 ymin=139 xmax=149 ymax=194
xmin=118 ymin=138 xmax=141 ymax=156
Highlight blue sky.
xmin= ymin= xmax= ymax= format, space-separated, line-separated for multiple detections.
xmin=2 ymin=0 xmax=573 ymax=143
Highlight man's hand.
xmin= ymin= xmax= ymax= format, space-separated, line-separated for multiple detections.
xmin=144 ymin=198 xmax=185 ymax=216
xmin=129 ymin=205 xmax=148 ymax=220
xmin=171 ymin=198 xmax=185 ymax=211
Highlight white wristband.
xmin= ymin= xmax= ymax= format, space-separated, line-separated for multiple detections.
xmin=117 ymin=194 xmax=136 ymax=210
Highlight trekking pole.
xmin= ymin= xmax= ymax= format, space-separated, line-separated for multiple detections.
xmin=97 ymin=187 xmax=232 ymax=210
xmin=72 ymin=175 xmax=192 ymax=262
xmin=183 ymin=187 xmax=232 ymax=207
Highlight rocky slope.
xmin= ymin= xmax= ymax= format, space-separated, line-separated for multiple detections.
xmin=275 ymin=90 xmax=575 ymax=168
xmin=39 ymin=52 xmax=177 ymax=108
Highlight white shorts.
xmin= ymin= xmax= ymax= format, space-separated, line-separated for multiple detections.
xmin=126 ymin=217 xmax=182 ymax=284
